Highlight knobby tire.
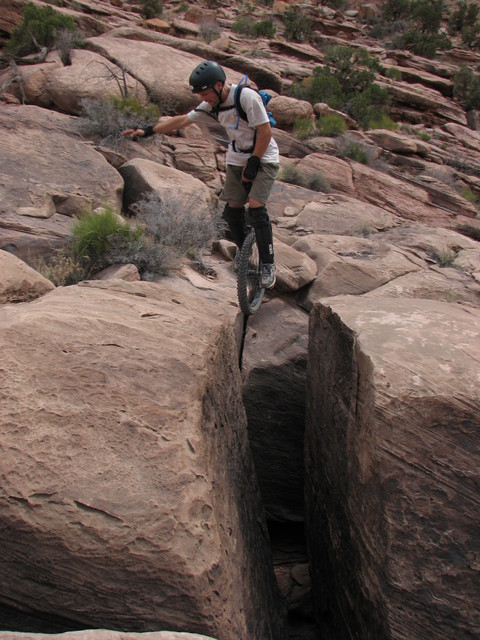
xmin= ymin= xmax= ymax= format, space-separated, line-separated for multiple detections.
xmin=237 ymin=230 xmax=265 ymax=315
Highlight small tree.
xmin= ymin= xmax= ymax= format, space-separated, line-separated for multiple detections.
xmin=449 ymin=1 xmax=480 ymax=49
xmin=6 ymin=2 xmax=77 ymax=56
xmin=453 ymin=65 xmax=480 ymax=111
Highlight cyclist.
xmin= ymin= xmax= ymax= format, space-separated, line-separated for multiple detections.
xmin=121 ymin=60 xmax=279 ymax=289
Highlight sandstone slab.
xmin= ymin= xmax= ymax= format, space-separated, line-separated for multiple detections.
xmin=0 ymin=281 xmax=286 ymax=639
xmin=306 ymin=296 xmax=480 ymax=639
xmin=0 ymin=250 xmax=55 ymax=303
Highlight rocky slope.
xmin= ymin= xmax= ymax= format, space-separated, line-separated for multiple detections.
xmin=1 ymin=1 xmax=479 ymax=639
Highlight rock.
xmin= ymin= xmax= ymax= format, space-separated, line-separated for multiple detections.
xmin=0 ymin=280 xmax=287 ymax=640
xmin=293 ymin=194 xmax=399 ymax=236
xmin=0 ymin=104 xmax=123 ymax=260
xmin=294 ymin=234 xmax=423 ymax=306
xmin=118 ymin=157 xmax=214 ymax=212
xmin=269 ymin=96 xmax=314 ymax=128
xmin=377 ymin=80 xmax=468 ymax=126
xmin=93 ymin=263 xmax=140 ymax=281
xmin=169 ymin=137 xmax=222 ymax=192
xmin=306 ymin=296 xmax=480 ymax=639
xmin=0 ymin=250 xmax=55 ymax=303
xmin=274 ymin=237 xmax=318 ymax=292
xmin=45 ymin=48 xmax=148 ymax=115
xmin=296 ymin=153 xmax=355 ymax=194
xmin=0 ymin=51 xmax=63 ymax=108
xmin=86 ymin=34 xmax=207 ymax=113
xmin=351 ymin=162 xmax=454 ymax=224
xmin=367 ymin=129 xmax=428 ymax=155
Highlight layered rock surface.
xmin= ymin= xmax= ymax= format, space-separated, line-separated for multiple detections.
xmin=306 ymin=297 xmax=480 ymax=639
xmin=1 ymin=0 xmax=480 ymax=638
xmin=0 ymin=281 xmax=286 ymax=640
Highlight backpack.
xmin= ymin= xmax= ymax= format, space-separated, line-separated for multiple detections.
xmin=233 ymin=75 xmax=276 ymax=129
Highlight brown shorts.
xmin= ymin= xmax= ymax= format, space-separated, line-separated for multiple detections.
xmin=221 ymin=163 xmax=279 ymax=205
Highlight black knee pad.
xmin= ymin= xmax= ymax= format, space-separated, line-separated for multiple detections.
xmin=247 ymin=205 xmax=269 ymax=228
xmin=223 ymin=204 xmax=248 ymax=248
xmin=223 ymin=204 xmax=245 ymax=223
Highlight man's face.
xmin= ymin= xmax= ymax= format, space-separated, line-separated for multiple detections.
xmin=197 ymin=82 xmax=222 ymax=107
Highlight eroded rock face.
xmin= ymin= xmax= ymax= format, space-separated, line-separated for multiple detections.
xmin=0 ymin=281 xmax=286 ymax=640
xmin=0 ymin=104 xmax=123 ymax=260
xmin=0 ymin=250 xmax=54 ymax=303
xmin=0 ymin=633 xmax=216 ymax=640
xmin=305 ymin=296 xmax=480 ymax=640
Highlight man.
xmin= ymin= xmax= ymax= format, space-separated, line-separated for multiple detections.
xmin=122 ymin=60 xmax=279 ymax=289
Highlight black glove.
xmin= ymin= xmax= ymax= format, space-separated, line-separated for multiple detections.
xmin=138 ymin=125 xmax=155 ymax=138
xmin=243 ymin=156 xmax=261 ymax=181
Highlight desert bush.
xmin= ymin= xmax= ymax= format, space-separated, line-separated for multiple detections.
xmin=385 ymin=66 xmax=402 ymax=81
xmin=449 ymin=1 xmax=480 ymax=48
xmin=54 ymin=27 xmax=84 ymax=65
xmin=79 ymin=96 xmax=160 ymax=139
xmin=293 ymin=117 xmax=316 ymax=139
xmin=316 ymin=113 xmax=348 ymax=136
xmin=199 ymin=21 xmax=221 ymax=43
xmin=453 ymin=64 xmax=480 ymax=111
xmin=291 ymin=46 xmax=391 ymax=129
xmin=72 ymin=208 xmax=143 ymax=268
xmin=379 ymin=0 xmax=452 ymax=57
xmin=131 ymin=192 xmax=225 ymax=272
xmin=141 ymin=0 xmax=162 ymax=19
xmin=431 ymin=246 xmax=459 ymax=267
xmin=283 ymin=7 xmax=312 ymax=42
xmin=254 ymin=19 xmax=276 ymax=38
xmin=34 ymin=249 xmax=89 ymax=286
xmin=233 ymin=15 xmax=256 ymax=35
xmin=6 ymin=2 xmax=77 ymax=56
xmin=279 ymin=165 xmax=330 ymax=192
xmin=367 ymin=112 xmax=398 ymax=130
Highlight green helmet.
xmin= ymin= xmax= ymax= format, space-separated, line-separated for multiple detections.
xmin=189 ymin=60 xmax=226 ymax=93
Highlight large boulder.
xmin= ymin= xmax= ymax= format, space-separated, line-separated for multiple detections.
xmin=0 ymin=104 xmax=124 ymax=260
xmin=118 ymin=158 xmax=214 ymax=212
xmin=85 ymin=35 xmax=208 ymax=113
xmin=306 ymin=296 xmax=480 ymax=639
xmin=45 ymin=49 xmax=148 ymax=115
xmin=0 ymin=280 xmax=287 ymax=640
xmin=0 ymin=250 xmax=54 ymax=303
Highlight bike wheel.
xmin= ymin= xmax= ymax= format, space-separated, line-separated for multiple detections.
xmin=237 ymin=230 xmax=265 ymax=315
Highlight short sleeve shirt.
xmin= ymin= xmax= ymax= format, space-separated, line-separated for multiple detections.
xmin=187 ymin=84 xmax=279 ymax=166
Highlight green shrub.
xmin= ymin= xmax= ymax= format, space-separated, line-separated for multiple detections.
xmin=316 ymin=113 xmax=347 ymax=136
xmin=449 ymin=1 xmax=480 ymax=48
xmin=80 ymin=96 xmax=160 ymax=139
xmin=453 ymin=65 xmax=480 ymax=110
xmin=7 ymin=2 xmax=76 ymax=56
xmin=367 ymin=112 xmax=398 ymax=130
xmin=385 ymin=66 xmax=402 ymax=81
xmin=293 ymin=117 xmax=316 ymax=139
xmin=416 ymin=130 xmax=432 ymax=141
xmin=283 ymin=7 xmax=312 ymax=42
xmin=291 ymin=46 xmax=391 ymax=129
xmin=382 ymin=0 xmax=412 ymax=21
xmin=461 ymin=187 xmax=479 ymax=204
xmin=72 ymin=208 xmax=143 ymax=266
xmin=141 ymin=0 xmax=162 ymax=19
xmin=343 ymin=143 xmax=370 ymax=164
xmin=253 ymin=19 xmax=276 ymax=38
xmin=279 ymin=165 xmax=330 ymax=192
xmin=401 ymin=28 xmax=451 ymax=57
xmin=233 ymin=15 xmax=256 ymax=35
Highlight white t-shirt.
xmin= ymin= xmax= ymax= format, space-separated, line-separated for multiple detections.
xmin=187 ymin=84 xmax=279 ymax=166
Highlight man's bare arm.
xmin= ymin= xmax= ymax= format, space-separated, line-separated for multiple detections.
xmin=122 ymin=114 xmax=194 ymax=138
